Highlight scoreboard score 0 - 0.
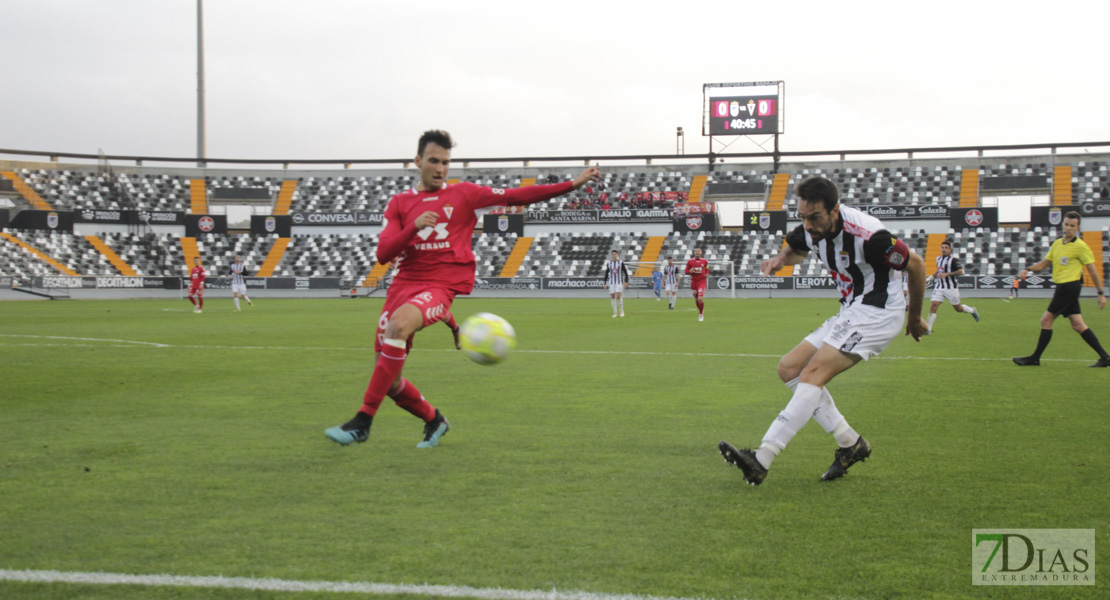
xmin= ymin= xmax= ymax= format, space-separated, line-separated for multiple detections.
xmin=703 ymin=81 xmax=784 ymax=137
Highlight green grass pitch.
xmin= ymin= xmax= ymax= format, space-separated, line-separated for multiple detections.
xmin=1 ymin=296 xmax=1107 ymax=600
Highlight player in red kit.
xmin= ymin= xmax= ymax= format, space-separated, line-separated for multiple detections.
xmin=187 ymin=256 xmax=205 ymax=313
xmin=686 ymin=248 xmax=709 ymax=322
xmin=326 ymin=130 xmax=601 ymax=448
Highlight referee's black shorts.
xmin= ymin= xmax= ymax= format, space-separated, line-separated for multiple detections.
xmin=1047 ymin=280 xmax=1083 ymax=316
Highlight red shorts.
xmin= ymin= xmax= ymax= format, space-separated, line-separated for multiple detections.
xmin=691 ymin=280 xmax=707 ymax=298
xmin=189 ymin=286 xmax=204 ymax=296
xmin=375 ymin=283 xmax=456 ymax=353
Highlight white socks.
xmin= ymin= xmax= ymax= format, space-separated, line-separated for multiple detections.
xmin=610 ymin=298 xmax=617 ymax=315
xmin=757 ymin=382 xmax=821 ymax=468
xmin=926 ymin=313 xmax=937 ymax=330
xmin=234 ymin=297 xmax=240 ymax=310
xmin=757 ymin=379 xmax=859 ymax=469
xmin=961 ymin=304 xmax=976 ymax=316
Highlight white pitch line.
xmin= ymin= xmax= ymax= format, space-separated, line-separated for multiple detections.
xmin=0 ymin=569 xmax=730 ymax=600
xmin=0 ymin=334 xmax=170 ymax=347
xmin=0 ymin=335 xmax=1094 ymax=362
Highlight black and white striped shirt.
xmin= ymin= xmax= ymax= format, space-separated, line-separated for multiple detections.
xmin=933 ymin=255 xmax=962 ymax=290
xmin=604 ymin=259 xmax=629 ymax=287
xmin=662 ymin=264 xmax=679 ymax=287
xmin=786 ymin=204 xmax=906 ymax=310
xmin=230 ymin=262 xmax=247 ymax=287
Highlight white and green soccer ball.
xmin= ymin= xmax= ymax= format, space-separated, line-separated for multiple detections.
xmin=459 ymin=312 xmax=517 ymax=365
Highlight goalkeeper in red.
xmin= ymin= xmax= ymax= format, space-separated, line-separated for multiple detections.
xmin=686 ymin=248 xmax=709 ymax=321
xmin=326 ymin=130 xmax=601 ymax=448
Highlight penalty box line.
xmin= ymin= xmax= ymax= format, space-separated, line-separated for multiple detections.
xmin=0 ymin=569 xmax=732 ymax=600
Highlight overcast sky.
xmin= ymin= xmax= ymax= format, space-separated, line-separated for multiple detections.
xmin=5 ymin=0 xmax=1109 ymax=163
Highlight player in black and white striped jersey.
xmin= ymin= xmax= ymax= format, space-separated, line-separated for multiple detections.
xmin=719 ymin=176 xmax=928 ymax=486
xmin=925 ymin=241 xmax=978 ymax=334
xmin=603 ymin=250 xmax=629 ymax=317
xmin=230 ymin=255 xmax=253 ymax=311
xmin=662 ymin=257 xmax=680 ymax=310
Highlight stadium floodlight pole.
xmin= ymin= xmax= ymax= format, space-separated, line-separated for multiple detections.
xmin=196 ymin=0 xmax=206 ymax=168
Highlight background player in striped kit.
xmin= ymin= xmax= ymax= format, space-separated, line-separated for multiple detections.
xmin=230 ymin=254 xmax=253 ymax=311
xmin=719 ymin=176 xmax=928 ymax=486
xmin=662 ymin=257 xmax=680 ymax=310
xmin=604 ymin=250 xmax=629 ymax=317
xmin=925 ymin=241 xmax=978 ymax=333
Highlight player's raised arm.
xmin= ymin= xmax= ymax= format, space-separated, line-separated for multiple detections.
xmin=472 ymin=167 xmax=602 ymax=209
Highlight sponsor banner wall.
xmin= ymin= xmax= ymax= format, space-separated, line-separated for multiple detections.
xmin=289 ymin=211 xmax=384 ymax=226
xmin=787 ymin=204 xmax=950 ymax=220
xmin=473 ymin=277 xmax=542 ymax=290
xmin=732 ymin=276 xmax=793 ymax=290
xmin=73 ymin=209 xmax=133 ymax=224
xmin=482 ymin=214 xmax=524 ymax=236
xmin=0 ymin=275 xmax=12 ymax=288
xmin=185 ymin=214 xmax=228 ymax=236
xmin=950 ymin=207 xmax=998 ymax=230
xmin=743 ymin=210 xmax=787 ymax=233
xmin=54 ymin=209 xmax=187 ymax=226
xmin=1029 ymin=205 xmax=1082 ymax=229
xmin=138 ymin=210 xmax=186 ymax=225
xmin=9 ymin=209 xmax=74 ymax=232
xmin=673 ymin=212 xmax=717 ymax=233
xmin=203 ymin=276 xmax=269 ymax=290
xmin=523 ymin=209 xmax=673 ymax=224
xmin=250 ymin=215 xmax=292 ymax=237
xmin=1078 ymin=199 xmax=1110 ymax=217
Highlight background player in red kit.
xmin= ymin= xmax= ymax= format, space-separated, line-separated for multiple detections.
xmin=685 ymin=248 xmax=709 ymax=321
xmin=187 ymin=256 xmax=205 ymax=313
xmin=326 ymin=130 xmax=602 ymax=448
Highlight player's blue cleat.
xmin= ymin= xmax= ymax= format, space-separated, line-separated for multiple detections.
xmin=417 ymin=410 xmax=450 ymax=448
xmin=325 ymin=426 xmax=368 ymax=445
xmin=971 ymin=309 xmax=980 ymax=323
xmin=325 ymin=415 xmax=371 ymax=446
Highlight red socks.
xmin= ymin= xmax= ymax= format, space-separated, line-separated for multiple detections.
xmin=390 ymin=378 xmax=436 ymax=422
xmin=359 ymin=343 xmax=408 ymax=416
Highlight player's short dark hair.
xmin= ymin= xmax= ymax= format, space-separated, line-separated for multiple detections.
xmin=417 ymin=130 xmax=455 ymax=157
xmin=941 ymin=240 xmax=952 ymax=248
xmin=1064 ymin=211 xmax=1081 ymax=223
xmin=795 ymin=176 xmax=839 ymax=211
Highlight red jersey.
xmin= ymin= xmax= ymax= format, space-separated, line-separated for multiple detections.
xmin=190 ymin=265 xmax=206 ymax=287
xmin=377 ymin=180 xmax=574 ymax=294
xmin=685 ymin=257 xmax=709 ymax=286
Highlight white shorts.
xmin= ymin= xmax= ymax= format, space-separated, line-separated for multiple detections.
xmin=608 ymin=284 xmax=624 ymax=294
xmin=804 ymin=303 xmax=904 ymax=361
xmin=231 ymin=282 xmax=248 ymax=294
xmin=930 ymin=287 xmax=961 ymax=305
xmin=665 ymin=283 xmax=677 ymax=292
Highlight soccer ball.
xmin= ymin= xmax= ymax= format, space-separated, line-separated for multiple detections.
xmin=459 ymin=312 xmax=517 ymax=365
